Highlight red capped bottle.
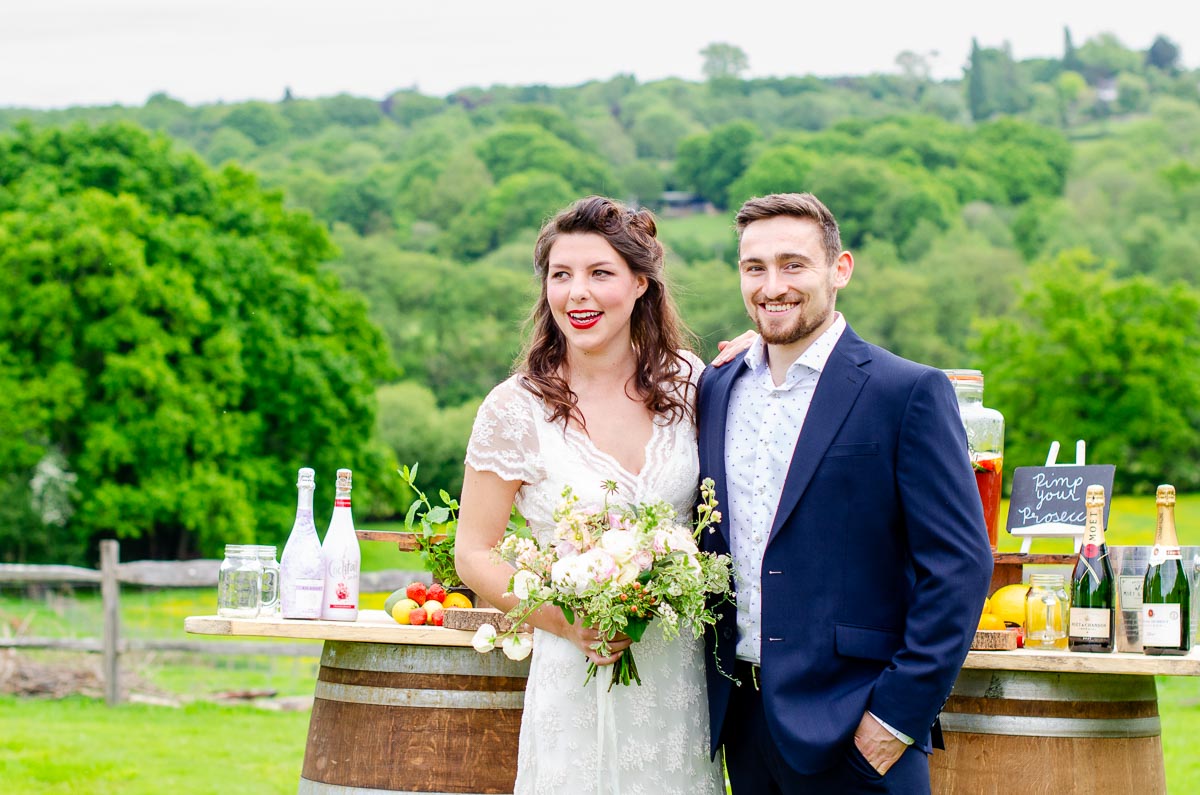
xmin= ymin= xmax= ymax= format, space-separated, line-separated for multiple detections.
xmin=320 ymin=468 xmax=361 ymax=621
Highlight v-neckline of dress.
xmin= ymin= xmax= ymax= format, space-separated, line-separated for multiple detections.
xmin=563 ymin=419 xmax=662 ymax=481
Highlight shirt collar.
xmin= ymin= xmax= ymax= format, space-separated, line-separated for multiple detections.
xmin=742 ymin=312 xmax=847 ymax=380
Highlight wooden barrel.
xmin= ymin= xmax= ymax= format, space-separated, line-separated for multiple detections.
xmin=299 ymin=640 xmax=529 ymax=794
xmin=930 ymin=669 xmax=1165 ymax=794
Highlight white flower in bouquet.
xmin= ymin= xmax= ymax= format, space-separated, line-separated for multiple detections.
xmin=551 ymin=554 xmax=592 ymax=596
xmin=472 ymin=624 xmax=498 ymax=653
xmin=598 ymin=528 xmax=640 ymax=565
xmin=511 ymin=569 xmax=542 ymax=600
xmin=501 ymin=634 xmax=532 ymax=661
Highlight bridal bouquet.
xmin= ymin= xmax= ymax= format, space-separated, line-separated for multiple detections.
xmin=472 ymin=478 xmax=732 ymax=689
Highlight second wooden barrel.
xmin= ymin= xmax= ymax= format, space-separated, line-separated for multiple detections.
xmin=930 ymin=669 xmax=1165 ymax=794
xmin=299 ymin=640 xmax=530 ymax=795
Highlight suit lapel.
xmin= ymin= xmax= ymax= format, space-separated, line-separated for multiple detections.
xmin=703 ymin=355 xmax=745 ymax=551
xmin=767 ymin=329 xmax=872 ymax=544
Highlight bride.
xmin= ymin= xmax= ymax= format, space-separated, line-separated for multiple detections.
xmin=455 ymin=196 xmax=745 ymax=793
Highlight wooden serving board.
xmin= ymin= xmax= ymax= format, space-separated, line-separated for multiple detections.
xmin=442 ymin=608 xmax=526 ymax=633
xmin=971 ymin=628 xmax=1018 ymax=651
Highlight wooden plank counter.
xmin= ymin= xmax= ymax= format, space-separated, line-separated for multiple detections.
xmin=185 ymin=609 xmax=480 ymax=646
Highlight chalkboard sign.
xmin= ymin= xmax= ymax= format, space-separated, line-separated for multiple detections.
xmin=1006 ymin=464 xmax=1116 ymax=534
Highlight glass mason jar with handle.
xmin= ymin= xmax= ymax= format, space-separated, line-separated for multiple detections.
xmin=1025 ymin=573 xmax=1069 ymax=650
xmin=944 ymin=369 xmax=1005 ymax=550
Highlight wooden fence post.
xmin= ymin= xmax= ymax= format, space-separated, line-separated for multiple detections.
xmin=100 ymin=540 xmax=120 ymax=706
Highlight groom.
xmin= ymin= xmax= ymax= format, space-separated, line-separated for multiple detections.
xmin=698 ymin=193 xmax=993 ymax=793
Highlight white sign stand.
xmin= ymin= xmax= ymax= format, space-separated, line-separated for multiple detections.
xmin=1011 ymin=440 xmax=1087 ymax=554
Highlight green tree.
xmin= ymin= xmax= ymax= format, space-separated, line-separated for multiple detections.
xmin=700 ymin=43 xmax=749 ymax=81
xmin=727 ymin=145 xmax=817 ymax=209
xmin=974 ymin=250 xmax=1200 ymax=492
xmin=1146 ymin=35 xmax=1181 ymax=73
xmin=443 ymin=170 xmax=576 ymax=261
xmin=375 ymin=382 xmax=481 ymax=499
xmin=223 ymin=101 xmax=290 ymax=146
xmin=674 ymin=120 xmax=761 ymax=209
xmin=475 ymin=123 xmax=613 ymax=193
xmin=0 ymin=122 xmax=394 ymax=562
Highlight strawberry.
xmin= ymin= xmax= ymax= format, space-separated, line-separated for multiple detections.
xmin=426 ymin=583 xmax=447 ymax=603
xmin=406 ymin=582 xmax=427 ymax=606
xmin=409 ymin=607 xmax=427 ymax=626
xmin=428 ymin=608 xmax=444 ymax=627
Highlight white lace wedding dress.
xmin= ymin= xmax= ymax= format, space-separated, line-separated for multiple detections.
xmin=465 ymin=356 xmax=724 ymax=795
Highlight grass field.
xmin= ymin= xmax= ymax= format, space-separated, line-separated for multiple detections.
xmin=2 ymin=504 xmax=1199 ymax=793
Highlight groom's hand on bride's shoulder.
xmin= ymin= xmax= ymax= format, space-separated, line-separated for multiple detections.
xmin=710 ymin=330 xmax=757 ymax=367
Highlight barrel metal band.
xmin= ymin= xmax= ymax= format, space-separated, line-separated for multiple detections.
xmin=313 ymin=680 xmax=525 ymax=710
xmin=950 ymin=669 xmax=1157 ymax=702
xmin=939 ymin=712 xmax=1161 ymax=739
xmin=299 ymin=777 xmax=512 ymax=795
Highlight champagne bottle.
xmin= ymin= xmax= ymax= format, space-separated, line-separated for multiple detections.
xmin=1069 ymin=484 xmax=1115 ymax=652
xmin=1142 ymin=484 xmax=1191 ymax=656
xmin=280 ymin=468 xmax=324 ymax=619
xmin=320 ymin=468 xmax=361 ymax=621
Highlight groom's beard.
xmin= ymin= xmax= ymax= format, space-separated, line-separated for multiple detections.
xmin=747 ymin=286 xmax=836 ymax=346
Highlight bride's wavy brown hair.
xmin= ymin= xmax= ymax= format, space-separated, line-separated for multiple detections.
xmin=519 ymin=196 xmax=697 ymax=430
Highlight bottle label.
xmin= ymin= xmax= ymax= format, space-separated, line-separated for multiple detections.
xmin=334 ymin=499 xmax=351 ymax=507
xmin=1141 ymin=604 xmax=1183 ymax=647
xmin=1069 ymin=607 xmax=1112 ymax=639
xmin=1119 ymin=576 xmax=1144 ymax=611
xmin=291 ymin=580 xmax=324 ymax=617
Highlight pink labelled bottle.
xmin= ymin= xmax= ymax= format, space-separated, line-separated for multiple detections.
xmin=280 ymin=467 xmax=324 ymax=619
xmin=320 ymin=468 xmax=361 ymax=621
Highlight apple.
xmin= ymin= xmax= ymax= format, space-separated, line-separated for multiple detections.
xmin=426 ymin=583 xmax=447 ymax=603
xmin=390 ymin=598 xmax=420 ymax=625
xmin=406 ymin=582 xmax=427 ymax=606
xmin=423 ymin=599 xmax=443 ymax=615
xmin=409 ymin=607 xmax=428 ymax=626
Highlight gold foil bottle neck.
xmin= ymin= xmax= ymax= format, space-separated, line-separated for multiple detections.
xmin=1156 ymin=484 xmax=1176 ymax=507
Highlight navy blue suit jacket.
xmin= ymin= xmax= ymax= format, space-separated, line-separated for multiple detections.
xmin=698 ymin=325 xmax=993 ymax=774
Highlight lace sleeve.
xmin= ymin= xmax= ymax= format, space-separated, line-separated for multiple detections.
xmin=464 ymin=377 xmax=544 ymax=484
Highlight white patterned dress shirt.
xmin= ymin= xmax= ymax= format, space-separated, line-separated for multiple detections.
xmin=726 ymin=313 xmax=845 ymax=663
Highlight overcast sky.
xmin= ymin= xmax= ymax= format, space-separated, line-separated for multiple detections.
xmin=2 ymin=1 xmax=1193 ymax=109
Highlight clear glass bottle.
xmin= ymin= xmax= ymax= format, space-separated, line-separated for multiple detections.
xmin=320 ymin=468 xmax=361 ymax=621
xmin=280 ymin=467 xmax=325 ymax=619
xmin=944 ymin=369 xmax=1005 ymax=550
xmin=218 ymin=545 xmax=262 ymax=618
xmin=1025 ymin=573 xmax=1069 ymax=650
xmin=254 ymin=545 xmax=279 ymax=616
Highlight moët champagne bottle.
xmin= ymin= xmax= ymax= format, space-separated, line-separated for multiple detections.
xmin=1142 ymin=484 xmax=1191 ymax=656
xmin=1069 ymin=484 xmax=1115 ymax=653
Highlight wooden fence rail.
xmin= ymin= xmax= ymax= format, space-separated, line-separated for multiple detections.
xmin=0 ymin=540 xmax=422 ymax=705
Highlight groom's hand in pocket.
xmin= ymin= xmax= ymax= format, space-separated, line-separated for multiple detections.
xmin=852 ymin=711 xmax=907 ymax=776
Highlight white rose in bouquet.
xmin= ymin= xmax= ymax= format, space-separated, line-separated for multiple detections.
xmin=598 ymin=528 xmax=640 ymax=565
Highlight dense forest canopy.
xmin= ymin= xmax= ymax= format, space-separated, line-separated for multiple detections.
xmin=2 ymin=31 xmax=1199 ymax=561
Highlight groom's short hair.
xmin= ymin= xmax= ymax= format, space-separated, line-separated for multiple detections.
xmin=734 ymin=193 xmax=842 ymax=265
